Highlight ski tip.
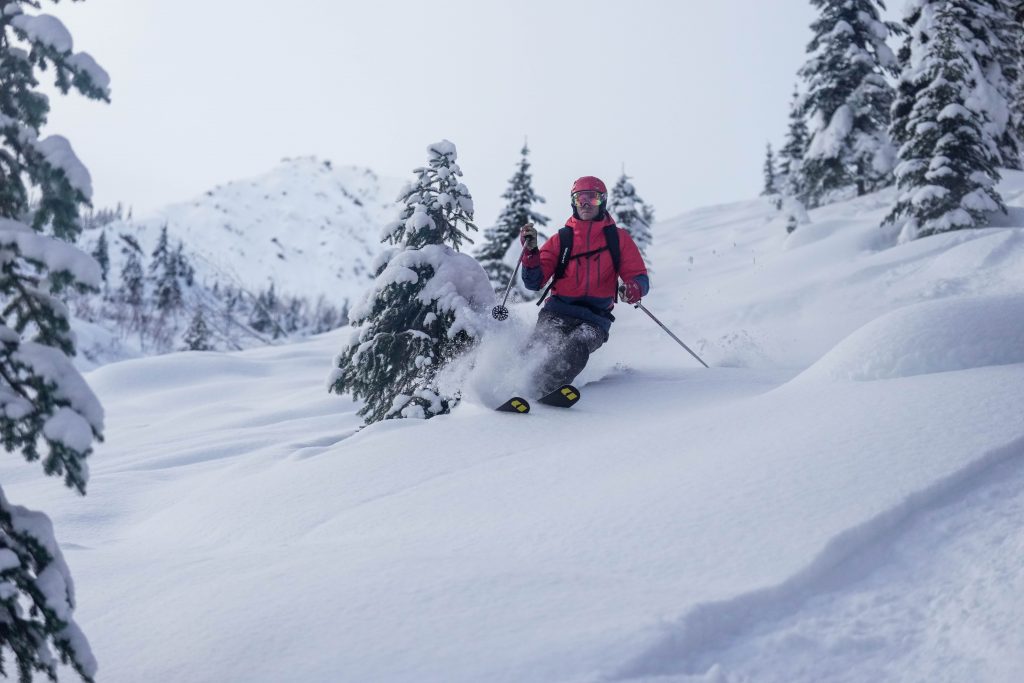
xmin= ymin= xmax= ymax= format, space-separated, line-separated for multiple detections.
xmin=539 ymin=384 xmax=581 ymax=407
xmin=495 ymin=397 xmax=530 ymax=414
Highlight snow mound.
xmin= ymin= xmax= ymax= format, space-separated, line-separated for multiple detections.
xmin=797 ymin=294 xmax=1024 ymax=382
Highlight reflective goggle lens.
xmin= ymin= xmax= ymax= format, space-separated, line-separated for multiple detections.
xmin=572 ymin=191 xmax=603 ymax=207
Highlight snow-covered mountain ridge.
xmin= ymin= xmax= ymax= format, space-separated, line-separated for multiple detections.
xmin=6 ymin=173 xmax=1024 ymax=682
xmin=87 ymin=156 xmax=402 ymax=303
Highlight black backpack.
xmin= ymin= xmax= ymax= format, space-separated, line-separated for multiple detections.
xmin=536 ymin=224 xmax=621 ymax=305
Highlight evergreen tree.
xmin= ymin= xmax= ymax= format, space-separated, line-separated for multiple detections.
xmin=989 ymin=0 xmax=1022 ymax=168
xmin=118 ymin=236 xmax=145 ymax=308
xmin=153 ymin=248 xmax=182 ymax=316
xmin=248 ymin=287 xmax=274 ymax=334
xmin=282 ymin=297 xmax=303 ymax=333
xmin=147 ymin=228 xmax=187 ymax=318
xmin=885 ymin=3 xmax=1006 ymax=238
xmin=91 ymin=230 xmax=109 ymax=284
xmin=761 ymin=143 xmax=779 ymax=196
xmin=182 ymin=309 xmax=213 ymax=351
xmin=1003 ymin=0 xmax=1024 ymax=168
xmin=893 ymin=0 xmax=1021 ymax=168
xmin=82 ymin=202 xmax=123 ymax=231
xmin=797 ymin=0 xmax=903 ymax=207
xmin=173 ymin=241 xmax=194 ymax=287
xmin=329 ymin=140 xmax=491 ymax=424
xmin=777 ymin=91 xmax=813 ymax=234
xmin=148 ymin=224 xmax=170 ymax=276
xmin=0 ymin=3 xmax=109 ymax=680
xmin=640 ymin=201 xmax=656 ymax=232
xmin=778 ymin=87 xmax=810 ymax=199
xmin=609 ymin=172 xmax=654 ymax=257
xmin=974 ymin=0 xmax=1024 ymax=168
xmin=476 ymin=143 xmax=549 ymax=299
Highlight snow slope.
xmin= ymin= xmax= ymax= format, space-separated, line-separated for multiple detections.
xmin=4 ymin=173 xmax=1024 ymax=683
xmin=83 ymin=157 xmax=403 ymax=302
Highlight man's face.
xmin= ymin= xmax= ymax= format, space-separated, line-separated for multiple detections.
xmin=573 ymin=191 xmax=603 ymax=220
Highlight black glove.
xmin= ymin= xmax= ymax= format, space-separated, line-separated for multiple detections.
xmin=520 ymin=223 xmax=538 ymax=251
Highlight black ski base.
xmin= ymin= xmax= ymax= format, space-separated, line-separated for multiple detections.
xmin=538 ymin=384 xmax=581 ymax=408
xmin=495 ymin=396 xmax=530 ymax=414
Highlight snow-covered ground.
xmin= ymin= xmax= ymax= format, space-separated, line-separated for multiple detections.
xmin=4 ymin=173 xmax=1024 ymax=682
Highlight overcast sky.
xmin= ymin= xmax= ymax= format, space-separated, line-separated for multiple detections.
xmin=43 ymin=1 xmax=888 ymax=229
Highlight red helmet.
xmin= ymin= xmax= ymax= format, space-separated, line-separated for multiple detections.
xmin=571 ymin=176 xmax=607 ymax=195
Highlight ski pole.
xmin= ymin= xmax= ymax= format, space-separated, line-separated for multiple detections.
xmin=620 ymin=288 xmax=709 ymax=368
xmin=491 ymin=250 xmax=524 ymax=321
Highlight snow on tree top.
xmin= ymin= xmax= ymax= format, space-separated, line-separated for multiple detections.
xmin=428 ymin=139 xmax=458 ymax=161
xmin=68 ymin=52 xmax=112 ymax=94
xmin=43 ymin=406 xmax=96 ymax=456
xmin=0 ymin=218 xmax=102 ymax=287
xmin=35 ymin=135 xmax=93 ymax=198
xmin=806 ymin=104 xmax=854 ymax=159
xmin=11 ymin=12 xmax=72 ymax=53
xmin=13 ymin=341 xmax=104 ymax=433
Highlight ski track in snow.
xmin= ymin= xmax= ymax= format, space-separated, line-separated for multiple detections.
xmin=609 ymin=436 xmax=1024 ymax=683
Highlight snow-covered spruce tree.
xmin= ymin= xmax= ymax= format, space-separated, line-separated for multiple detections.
xmin=797 ymin=0 xmax=903 ymax=207
xmin=476 ymin=143 xmax=548 ymax=300
xmin=778 ymin=86 xmax=810 ymax=198
xmin=248 ymin=286 xmax=275 ymax=336
xmin=182 ymin=309 xmax=213 ymax=351
xmin=173 ymin=241 xmax=194 ymax=287
xmin=761 ymin=143 xmax=779 ymax=197
xmin=965 ymin=0 xmax=1022 ymax=169
xmin=329 ymin=140 xmax=492 ymax=425
xmin=117 ymin=237 xmax=143 ymax=305
xmin=1014 ymin=8 xmax=1024 ymax=167
xmin=90 ymin=230 xmax=108 ymax=285
xmin=0 ymin=2 xmax=110 ymax=681
xmin=151 ymin=228 xmax=182 ymax=317
xmin=884 ymin=4 xmax=1006 ymax=238
xmin=893 ymin=0 xmax=1021 ymax=169
xmin=609 ymin=172 xmax=654 ymax=257
xmin=117 ymin=235 xmax=145 ymax=333
xmin=147 ymin=224 xmax=169 ymax=277
xmin=995 ymin=0 xmax=1024 ymax=168
xmin=776 ymin=90 xmax=812 ymax=233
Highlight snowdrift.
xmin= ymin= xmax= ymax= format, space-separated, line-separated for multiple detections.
xmin=797 ymin=294 xmax=1024 ymax=382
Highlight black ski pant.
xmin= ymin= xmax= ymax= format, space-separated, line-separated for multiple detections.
xmin=528 ymin=309 xmax=609 ymax=397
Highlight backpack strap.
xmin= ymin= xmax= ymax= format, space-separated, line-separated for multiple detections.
xmin=536 ymin=226 xmax=574 ymax=305
xmin=552 ymin=226 xmax=574 ymax=280
xmin=603 ymin=224 xmax=621 ymax=274
xmin=536 ymin=224 xmax=621 ymax=305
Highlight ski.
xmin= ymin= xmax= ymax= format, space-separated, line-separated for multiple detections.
xmin=538 ymin=384 xmax=581 ymax=408
xmin=495 ymin=396 xmax=530 ymax=414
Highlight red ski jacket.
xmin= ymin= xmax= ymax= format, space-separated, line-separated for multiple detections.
xmin=522 ymin=215 xmax=649 ymax=331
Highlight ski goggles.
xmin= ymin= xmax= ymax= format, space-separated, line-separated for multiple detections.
xmin=572 ymin=190 xmax=605 ymax=208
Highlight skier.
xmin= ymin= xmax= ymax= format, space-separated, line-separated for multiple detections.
xmin=519 ymin=175 xmax=650 ymax=396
